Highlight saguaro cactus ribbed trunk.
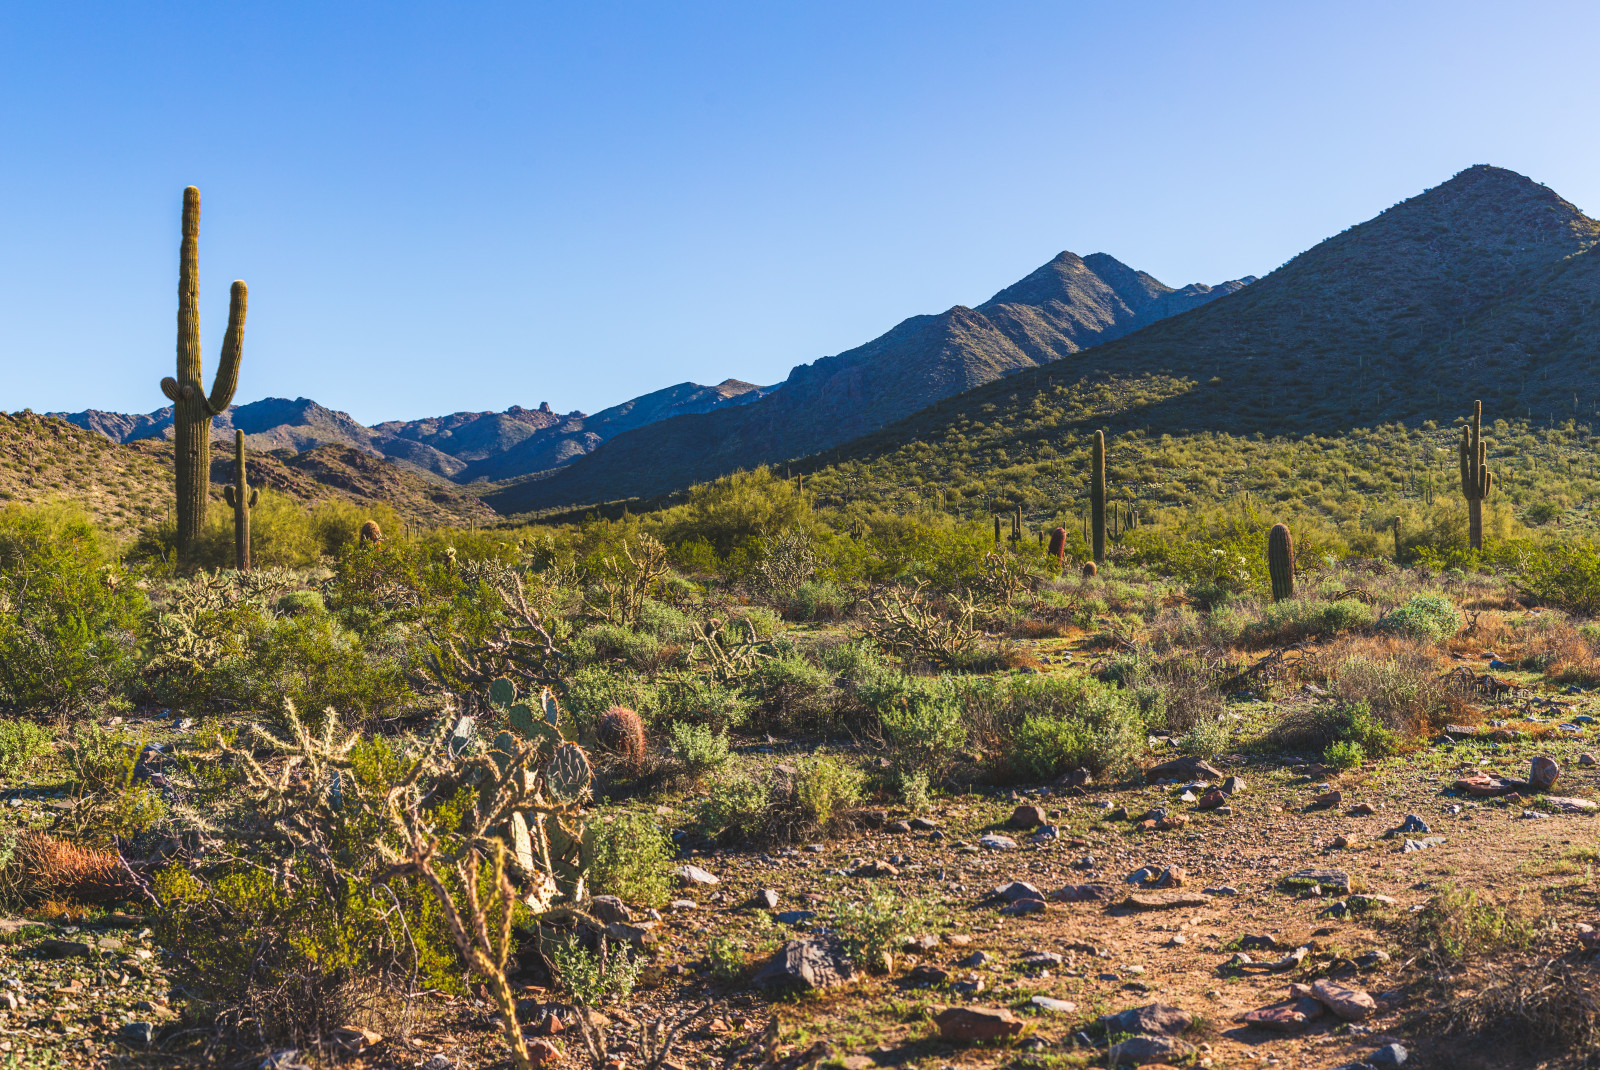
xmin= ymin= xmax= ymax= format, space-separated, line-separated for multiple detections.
xmin=162 ymin=186 xmax=248 ymax=564
xmin=1090 ymin=430 xmax=1107 ymax=564
xmin=1268 ymin=523 xmax=1295 ymax=602
xmin=1458 ymin=400 xmax=1495 ymax=551
xmin=223 ymin=429 xmax=257 ymax=571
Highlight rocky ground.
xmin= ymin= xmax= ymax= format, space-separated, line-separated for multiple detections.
xmin=5 ymin=660 xmax=1599 ymax=1069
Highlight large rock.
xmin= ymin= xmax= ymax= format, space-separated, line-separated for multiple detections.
xmin=1097 ymin=1003 xmax=1192 ymax=1036
xmin=675 ymin=864 xmax=720 ymax=886
xmin=934 ymin=1007 xmax=1024 ymax=1042
xmin=1148 ymin=756 xmax=1223 ymax=781
xmin=1007 ymin=804 xmax=1048 ymax=829
xmin=1119 ymin=891 xmax=1211 ymax=911
xmin=1052 ymin=883 xmax=1116 ymax=902
xmin=1240 ymin=997 xmax=1324 ymax=1032
xmin=1453 ymin=773 xmax=1523 ymax=796
xmin=753 ymin=938 xmax=856 ymax=991
xmin=1107 ymin=1034 xmax=1192 ymax=1065
xmin=1284 ymin=868 xmax=1350 ymax=894
xmin=1531 ymin=756 xmax=1560 ymax=792
xmin=992 ymin=880 xmax=1045 ymax=903
xmin=1311 ymin=979 xmax=1377 ymax=1020
xmin=587 ymin=895 xmax=632 ymax=924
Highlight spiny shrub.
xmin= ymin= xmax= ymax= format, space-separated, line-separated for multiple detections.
xmin=656 ymin=673 xmax=752 ymax=733
xmin=587 ymin=812 xmax=673 ymax=907
xmin=1378 ymin=594 xmax=1462 ymax=642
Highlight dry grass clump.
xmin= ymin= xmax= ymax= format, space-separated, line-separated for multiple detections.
xmin=1313 ymin=635 xmax=1466 ymax=736
xmin=0 ymin=831 xmax=135 ymax=906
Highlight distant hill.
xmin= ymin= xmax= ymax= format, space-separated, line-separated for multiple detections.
xmin=486 ymin=252 xmax=1253 ymax=513
xmin=51 ymin=378 xmax=773 ymax=485
xmin=0 ymin=410 xmax=496 ymax=538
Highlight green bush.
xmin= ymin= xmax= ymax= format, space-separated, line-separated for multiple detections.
xmin=246 ymin=611 xmax=412 ymax=727
xmin=666 ymin=721 xmax=731 ymax=775
xmin=656 ymin=673 xmax=752 ymax=733
xmin=1517 ymin=542 xmax=1600 ymax=614
xmin=998 ymin=676 xmax=1145 ymax=779
xmin=750 ymin=649 xmax=832 ymax=731
xmin=565 ymin=665 xmax=657 ymax=734
xmin=0 ymin=720 xmax=52 ymax=781
xmin=0 ymin=503 xmax=143 ymax=711
xmin=1324 ymin=739 xmax=1365 ymax=769
xmin=876 ymin=679 xmax=966 ymax=774
xmin=1243 ymin=598 xmax=1375 ymax=646
xmin=828 ymin=888 xmax=935 ymax=973
xmin=698 ymin=777 xmax=772 ymax=844
xmin=1378 ymin=594 xmax=1461 ymax=642
xmin=584 ymin=623 xmax=665 ymax=669
xmin=587 ymin=812 xmax=673 ymax=907
xmin=785 ymin=581 xmax=851 ymax=621
xmin=897 ymin=769 xmax=932 ymax=812
xmin=549 ymin=935 xmax=643 ymax=1006
xmin=794 ymin=755 xmax=863 ymax=828
xmin=277 ymin=590 xmax=325 ymax=616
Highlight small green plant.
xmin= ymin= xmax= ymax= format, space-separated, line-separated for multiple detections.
xmin=897 ymin=768 xmax=932 ymax=812
xmin=706 ymin=935 xmax=748 ymax=985
xmin=549 ymin=934 xmax=643 ymax=1006
xmin=0 ymin=720 xmax=51 ymax=781
xmin=1412 ymin=887 xmax=1544 ymax=965
xmin=794 ymin=755 xmax=864 ymax=828
xmin=828 ymin=888 xmax=936 ymax=973
xmin=1378 ymin=594 xmax=1462 ymax=642
xmin=587 ymin=812 xmax=673 ymax=908
xmin=698 ymin=777 xmax=772 ymax=844
xmin=1324 ymin=739 xmax=1366 ymax=770
xmin=667 ymin=721 xmax=731 ymax=775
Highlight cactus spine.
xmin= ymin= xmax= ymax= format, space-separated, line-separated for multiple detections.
xmin=1090 ymin=430 xmax=1107 ymax=563
xmin=222 ymin=429 xmax=257 ymax=571
xmin=1458 ymin=400 xmax=1495 ymax=551
xmin=162 ymin=187 xmax=248 ymax=563
xmin=1268 ymin=523 xmax=1295 ymax=602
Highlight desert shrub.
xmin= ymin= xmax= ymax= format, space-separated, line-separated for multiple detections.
xmin=828 ymin=888 xmax=936 ymax=973
xmin=277 ymin=589 xmax=324 ymax=616
xmin=666 ymin=721 xmax=731 ymax=776
xmin=1320 ymin=639 xmax=1456 ymax=738
xmin=655 ymin=673 xmax=752 ymax=733
xmin=0 ymin=503 xmax=143 ymax=711
xmin=245 ymin=611 xmax=412 ymax=727
xmin=1323 ymin=739 xmax=1365 ymax=769
xmin=1378 ymin=594 xmax=1462 ymax=642
xmin=584 ymin=623 xmax=666 ymax=670
xmin=1517 ymin=540 xmax=1600 ymax=614
xmin=962 ymin=674 xmax=1144 ymax=779
xmin=794 ymin=755 xmax=864 ymax=828
xmin=874 ymin=678 xmax=966 ymax=774
xmin=0 ymin=831 xmax=135 ymax=906
xmin=0 ymin=719 xmax=52 ymax=781
xmin=785 ymin=581 xmax=852 ymax=621
xmin=705 ymin=935 xmax=749 ymax=985
xmin=749 ymin=648 xmax=832 ymax=731
xmin=698 ymin=777 xmax=772 ymax=845
xmin=1242 ymin=598 xmax=1374 ymax=646
xmin=61 ymin=722 xmax=167 ymax=842
xmin=587 ymin=812 xmax=673 ymax=908
xmin=897 ymin=769 xmax=932 ymax=812
xmin=565 ymin=666 xmax=657 ymax=734
xmin=549 ymin=934 xmax=643 ymax=1006
xmin=1412 ymin=887 xmax=1545 ymax=966
xmin=1178 ymin=716 xmax=1231 ymax=759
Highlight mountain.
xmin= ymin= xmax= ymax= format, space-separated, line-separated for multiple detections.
xmin=484 ymin=252 xmax=1254 ymax=513
xmin=54 ymin=379 xmax=774 ymax=486
xmin=772 ymin=164 xmax=1600 ymax=523
xmin=0 ymin=410 xmax=495 ymax=539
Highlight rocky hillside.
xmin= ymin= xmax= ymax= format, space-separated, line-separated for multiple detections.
xmin=0 ymin=411 xmax=495 ymax=538
xmin=55 ymin=379 xmax=772 ymax=485
xmin=487 ymin=252 xmax=1252 ymax=513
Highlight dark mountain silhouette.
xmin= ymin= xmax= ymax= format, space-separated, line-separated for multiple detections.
xmin=486 ymin=252 xmax=1253 ymax=513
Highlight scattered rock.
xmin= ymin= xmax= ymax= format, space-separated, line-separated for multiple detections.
xmin=1285 ymin=868 xmax=1351 ymax=894
xmin=856 ymin=810 xmax=889 ymax=829
xmin=1389 ymin=814 xmax=1430 ymax=836
xmin=675 ymin=864 xmax=720 ymax=886
xmin=330 ymin=1026 xmax=383 ymax=1054
xmin=1054 ymin=767 xmax=1093 ymax=789
xmin=906 ymin=964 xmax=949 ymax=985
xmin=775 ymin=910 xmax=816 ymax=926
xmin=1149 ymin=756 xmax=1223 ymax=781
xmin=885 ymin=820 xmax=912 ymax=834
xmin=934 ymin=1006 xmax=1024 ymax=1042
xmin=1203 ymin=885 xmax=1240 ymax=896
xmin=1240 ymin=997 xmax=1325 ymax=1032
xmin=1121 ymin=891 xmax=1211 ymax=911
xmin=588 ymin=895 xmax=633 ymax=924
xmin=1371 ymin=1042 xmax=1409 ymax=1068
xmin=1153 ymin=866 xmax=1186 ymax=889
xmin=1106 ymin=806 xmax=1130 ymax=822
xmin=669 ymin=899 xmax=698 ymax=911
xmin=753 ymin=938 xmax=856 ymax=990
xmin=1106 ymin=1034 xmax=1192 ymax=1065
xmin=1356 ymin=949 xmax=1392 ymax=969
xmin=1348 ymin=801 xmax=1378 ymax=816
xmin=750 ymin=888 xmax=781 ymax=911
xmin=1155 ymin=813 xmax=1190 ymax=831
xmin=850 ymin=859 xmax=899 ymax=877
xmin=1531 ymin=756 xmax=1560 ymax=792
xmin=1097 ymin=1002 xmax=1193 ymax=1036
xmin=909 ymin=817 xmax=939 ymax=830
xmin=37 ymin=938 xmax=91 ymax=959
xmin=1311 ymin=979 xmax=1377 ymax=1020
xmin=1545 ymin=796 xmax=1598 ymax=812
xmin=1195 ymin=790 xmax=1227 ymax=810
xmin=999 ymin=898 xmax=1046 ymax=916
xmin=958 ymin=950 xmax=994 ymax=968
xmin=1403 ymin=837 xmax=1447 ymax=852
xmin=120 ymin=1021 xmax=156 ymax=1045
xmin=1008 ymin=804 xmax=1048 ymax=829
xmin=1052 ymin=883 xmax=1116 ymax=902
xmin=1313 ymin=790 xmax=1343 ymax=809
xmin=993 ymin=880 xmax=1045 ymax=903
xmin=1580 ymin=753 xmax=1597 ymax=767
xmin=1454 ymin=773 xmax=1523 ymax=797
xmin=1221 ymin=775 xmax=1247 ymax=795
xmin=979 ymin=833 xmax=1017 ymax=850
xmin=1030 ymin=995 xmax=1075 ymax=1013
xmin=527 ymin=1039 xmax=560 ymax=1067
xmin=1331 ymin=835 xmax=1353 ymax=849
xmin=903 ymin=932 xmax=940 ymax=952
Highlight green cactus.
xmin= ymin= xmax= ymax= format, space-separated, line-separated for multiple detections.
xmin=1268 ymin=523 xmax=1295 ymax=602
xmin=1458 ymin=400 xmax=1495 ymax=551
xmin=1090 ymin=430 xmax=1107 ymax=564
xmin=161 ymin=186 xmax=248 ymax=564
xmin=222 ymin=429 xmax=257 ymax=571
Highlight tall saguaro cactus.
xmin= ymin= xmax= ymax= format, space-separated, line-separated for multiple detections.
xmin=161 ymin=186 xmax=248 ymax=563
xmin=223 ymin=429 xmax=257 ymax=571
xmin=1090 ymin=430 xmax=1107 ymax=564
xmin=1458 ymin=400 xmax=1495 ymax=551
xmin=1268 ymin=523 xmax=1295 ymax=602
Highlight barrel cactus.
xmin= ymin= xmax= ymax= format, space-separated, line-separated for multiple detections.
xmin=597 ymin=705 xmax=647 ymax=772
xmin=1047 ymin=527 xmax=1066 ymax=568
xmin=1268 ymin=523 xmax=1295 ymax=602
xmin=359 ymin=519 xmax=382 ymax=546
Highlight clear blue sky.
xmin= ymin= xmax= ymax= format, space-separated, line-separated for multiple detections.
xmin=3 ymin=2 xmax=1598 ymax=424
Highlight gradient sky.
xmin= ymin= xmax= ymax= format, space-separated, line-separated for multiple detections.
xmin=3 ymin=2 xmax=1598 ymax=424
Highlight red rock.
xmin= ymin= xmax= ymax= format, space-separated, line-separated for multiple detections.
xmin=1311 ymin=979 xmax=1377 ymax=1020
xmin=1195 ymin=790 xmax=1226 ymax=810
xmin=1312 ymin=790 xmax=1343 ymax=808
xmin=934 ymin=1006 xmax=1024 ymax=1041
xmin=1453 ymin=773 xmax=1521 ymax=797
xmin=1007 ymin=804 xmax=1048 ymax=829
xmin=1531 ymin=756 xmax=1560 ymax=792
xmin=528 ymin=1039 xmax=561 ymax=1067
xmin=1241 ymin=997 xmax=1325 ymax=1032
